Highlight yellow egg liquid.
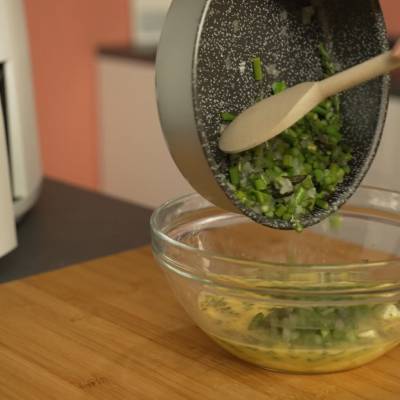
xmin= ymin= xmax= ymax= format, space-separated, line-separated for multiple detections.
xmin=211 ymin=335 xmax=398 ymax=373
xmin=198 ymin=292 xmax=400 ymax=373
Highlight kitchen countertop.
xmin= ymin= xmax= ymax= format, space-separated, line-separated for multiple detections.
xmin=0 ymin=246 xmax=398 ymax=400
xmin=0 ymin=178 xmax=152 ymax=283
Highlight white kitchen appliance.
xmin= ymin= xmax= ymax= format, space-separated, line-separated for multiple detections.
xmin=0 ymin=0 xmax=42 ymax=258
xmin=130 ymin=0 xmax=172 ymax=48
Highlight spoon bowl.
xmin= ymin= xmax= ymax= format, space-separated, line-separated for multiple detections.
xmin=219 ymin=82 xmax=319 ymax=153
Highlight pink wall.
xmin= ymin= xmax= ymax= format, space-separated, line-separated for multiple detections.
xmin=24 ymin=0 xmax=131 ymax=189
xmin=381 ymin=0 xmax=400 ymax=36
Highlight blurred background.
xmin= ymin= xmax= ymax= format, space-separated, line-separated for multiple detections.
xmin=23 ymin=0 xmax=400 ymax=209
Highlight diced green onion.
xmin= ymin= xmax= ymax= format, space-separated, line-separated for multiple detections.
xmin=307 ymin=143 xmax=317 ymax=153
xmin=316 ymin=199 xmax=329 ymax=210
xmin=252 ymin=57 xmax=263 ymax=81
xmin=221 ymin=112 xmax=236 ymax=122
xmin=223 ymin=44 xmax=352 ymax=230
xmin=229 ymin=166 xmax=240 ymax=186
xmin=254 ymin=178 xmax=267 ymax=191
xmin=255 ymin=191 xmax=270 ymax=204
xmin=272 ymin=81 xmax=287 ymax=94
xmin=295 ymin=187 xmax=306 ymax=204
xmin=329 ymin=214 xmax=342 ymax=230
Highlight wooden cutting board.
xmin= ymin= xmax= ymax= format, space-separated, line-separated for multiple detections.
xmin=0 ymin=246 xmax=399 ymax=400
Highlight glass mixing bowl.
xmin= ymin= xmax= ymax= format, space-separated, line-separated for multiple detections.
xmin=151 ymin=186 xmax=400 ymax=374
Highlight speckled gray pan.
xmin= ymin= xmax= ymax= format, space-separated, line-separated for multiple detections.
xmin=156 ymin=0 xmax=389 ymax=229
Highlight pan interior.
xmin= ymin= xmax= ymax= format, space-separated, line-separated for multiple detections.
xmin=193 ymin=0 xmax=389 ymax=229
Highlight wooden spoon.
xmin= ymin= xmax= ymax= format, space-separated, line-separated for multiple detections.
xmin=219 ymin=41 xmax=400 ymax=154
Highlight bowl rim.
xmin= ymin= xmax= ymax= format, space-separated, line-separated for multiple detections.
xmin=150 ymin=185 xmax=400 ymax=272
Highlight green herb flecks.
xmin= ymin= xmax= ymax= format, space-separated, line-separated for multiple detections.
xmin=200 ymin=295 xmax=239 ymax=316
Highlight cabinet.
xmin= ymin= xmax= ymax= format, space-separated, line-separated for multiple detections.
xmin=98 ymin=53 xmax=193 ymax=208
xmin=364 ymin=97 xmax=400 ymax=191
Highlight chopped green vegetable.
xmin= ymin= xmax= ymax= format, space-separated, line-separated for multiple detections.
xmin=319 ymin=43 xmax=337 ymax=77
xmin=221 ymin=112 xmax=237 ymax=122
xmin=272 ymin=81 xmax=287 ymax=94
xmin=316 ymin=199 xmax=329 ymax=210
xmin=329 ymin=213 xmax=342 ymax=230
xmin=224 ymin=46 xmax=352 ymax=230
xmin=254 ymin=177 xmax=267 ymax=191
xmin=229 ymin=166 xmax=240 ymax=186
xmin=252 ymin=57 xmax=263 ymax=81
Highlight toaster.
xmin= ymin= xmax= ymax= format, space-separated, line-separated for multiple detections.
xmin=0 ymin=0 xmax=42 ymax=258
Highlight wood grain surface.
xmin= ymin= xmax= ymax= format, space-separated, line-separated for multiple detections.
xmin=0 ymin=246 xmax=399 ymax=400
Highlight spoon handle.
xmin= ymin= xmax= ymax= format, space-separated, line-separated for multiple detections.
xmin=320 ymin=48 xmax=400 ymax=98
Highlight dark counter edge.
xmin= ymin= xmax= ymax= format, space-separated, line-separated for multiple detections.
xmin=0 ymin=178 xmax=154 ymax=283
xmin=97 ymin=40 xmax=400 ymax=96
xmin=98 ymin=45 xmax=157 ymax=63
